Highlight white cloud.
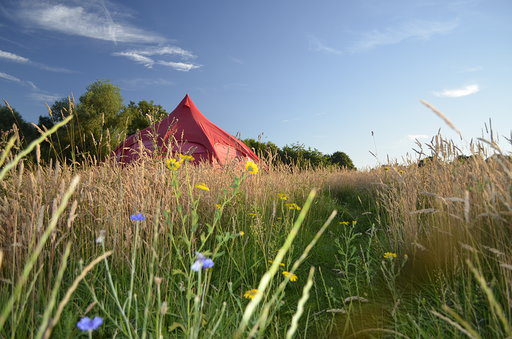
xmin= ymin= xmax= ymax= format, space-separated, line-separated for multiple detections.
xmin=18 ymin=3 xmax=165 ymax=44
xmin=0 ymin=71 xmax=22 ymax=83
xmin=0 ymin=49 xmax=29 ymax=63
xmin=129 ymin=46 xmax=195 ymax=59
xmin=461 ymin=66 xmax=482 ymax=73
xmin=310 ymin=19 xmax=458 ymax=55
xmin=29 ymin=92 xmax=61 ymax=103
xmin=434 ymin=84 xmax=479 ymax=98
xmin=407 ymin=134 xmax=430 ymax=140
xmin=157 ymin=60 xmax=201 ymax=72
xmin=0 ymin=48 xmax=75 ymax=73
xmin=113 ymin=51 xmax=155 ymax=67
xmin=308 ymin=35 xmax=343 ymax=55
xmin=351 ymin=20 xmax=458 ymax=52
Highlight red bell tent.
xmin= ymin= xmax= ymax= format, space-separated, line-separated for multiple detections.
xmin=113 ymin=94 xmax=260 ymax=165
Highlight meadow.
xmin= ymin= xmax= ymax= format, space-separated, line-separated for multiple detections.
xmin=0 ymin=118 xmax=511 ymax=338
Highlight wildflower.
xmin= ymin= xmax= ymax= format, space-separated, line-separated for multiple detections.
xmin=95 ymin=230 xmax=106 ymax=244
xmin=191 ymin=252 xmax=214 ymax=272
xmin=130 ymin=213 xmax=145 ymax=221
xmin=248 ymin=212 xmax=257 ymax=216
xmin=277 ymin=193 xmax=288 ymax=200
xmin=399 ymin=170 xmax=405 ymax=174
xmin=339 ymin=221 xmax=350 ymax=226
xmin=352 ymin=220 xmax=357 ymax=225
xmin=195 ymin=183 xmax=210 ymax=191
xmin=383 ymin=252 xmax=397 ymax=260
xmin=384 ymin=167 xmax=390 ymax=171
xmin=268 ymin=260 xmax=285 ymax=267
xmin=285 ymin=203 xmax=301 ymax=211
xmin=215 ymin=203 xmax=222 ymax=209
xmin=404 ymin=254 xmax=409 ymax=259
xmin=244 ymin=289 xmax=260 ymax=299
xmin=282 ymin=271 xmax=298 ymax=282
xmin=179 ymin=154 xmax=195 ymax=162
xmin=76 ymin=316 xmax=103 ymax=331
xmin=166 ymin=158 xmax=182 ymax=170
xmin=245 ymin=160 xmax=259 ymax=175
xmin=239 ymin=231 xmax=245 ymax=236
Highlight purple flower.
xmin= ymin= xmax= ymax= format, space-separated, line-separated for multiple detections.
xmin=77 ymin=316 xmax=103 ymax=331
xmin=130 ymin=213 xmax=145 ymax=221
xmin=191 ymin=252 xmax=215 ymax=272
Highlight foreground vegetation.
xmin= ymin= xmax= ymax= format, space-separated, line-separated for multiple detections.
xmin=1 ymin=113 xmax=511 ymax=338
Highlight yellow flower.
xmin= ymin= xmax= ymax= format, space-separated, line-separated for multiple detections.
xmin=352 ymin=220 xmax=357 ymax=225
xmin=285 ymin=203 xmax=301 ymax=211
xmin=215 ymin=203 xmax=222 ymax=209
xmin=179 ymin=154 xmax=195 ymax=162
xmin=195 ymin=183 xmax=210 ymax=191
xmin=268 ymin=260 xmax=285 ymax=267
xmin=245 ymin=160 xmax=259 ymax=175
xmin=399 ymin=170 xmax=405 ymax=174
xmin=404 ymin=254 xmax=409 ymax=259
xmin=277 ymin=193 xmax=288 ymax=200
xmin=247 ymin=212 xmax=257 ymax=216
xmin=239 ymin=231 xmax=245 ymax=236
xmin=384 ymin=167 xmax=390 ymax=171
xmin=244 ymin=289 xmax=260 ymax=299
xmin=166 ymin=158 xmax=182 ymax=170
xmin=383 ymin=252 xmax=398 ymax=260
xmin=339 ymin=221 xmax=350 ymax=225
xmin=282 ymin=271 xmax=298 ymax=282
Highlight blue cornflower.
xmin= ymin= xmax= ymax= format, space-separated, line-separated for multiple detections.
xmin=130 ymin=213 xmax=145 ymax=221
xmin=191 ymin=252 xmax=214 ymax=272
xmin=77 ymin=316 xmax=103 ymax=331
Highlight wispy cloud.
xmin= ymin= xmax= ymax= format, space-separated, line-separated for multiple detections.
xmin=29 ymin=92 xmax=61 ymax=103
xmin=113 ymin=51 xmax=155 ymax=67
xmin=434 ymin=84 xmax=479 ymax=98
xmin=308 ymin=35 xmax=343 ymax=55
xmin=461 ymin=65 xmax=482 ymax=73
xmin=407 ymin=134 xmax=430 ymax=140
xmin=0 ymin=71 xmax=23 ymax=83
xmin=0 ymin=49 xmax=75 ymax=73
xmin=113 ymin=46 xmax=199 ymax=71
xmin=17 ymin=2 xmax=165 ymax=44
xmin=350 ymin=20 xmax=458 ymax=52
xmin=310 ymin=19 xmax=458 ymax=55
xmin=229 ymin=56 xmax=244 ymax=64
xmin=157 ymin=60 xmax=201 ymax=72
xmin=0 ymin=50 xmax=29 ymax=63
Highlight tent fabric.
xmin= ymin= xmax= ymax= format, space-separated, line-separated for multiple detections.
xmin=113 ymin=94 xmax=260 ymax=165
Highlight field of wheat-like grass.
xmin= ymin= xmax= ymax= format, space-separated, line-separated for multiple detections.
xmin=0 ymin=124 xmax=511 ymax=338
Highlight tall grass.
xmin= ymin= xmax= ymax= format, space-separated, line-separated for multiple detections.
xmin=0 ymin=102 xmax=511 ymax=338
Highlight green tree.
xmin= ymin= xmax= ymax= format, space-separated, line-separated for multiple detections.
xmin=121 ymin=100 xmax=168 ymax=136
xmin=329 ymin=151 xmax=356 ymax=170
xmin=0 ymin=104 xmax=37 ymax=145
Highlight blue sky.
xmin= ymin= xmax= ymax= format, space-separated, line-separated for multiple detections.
xmin=1 ymin=0 xmax=511 ymax=168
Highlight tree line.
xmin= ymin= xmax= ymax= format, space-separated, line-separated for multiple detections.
xmin=0 ymin=80 xmax=355 ymax=169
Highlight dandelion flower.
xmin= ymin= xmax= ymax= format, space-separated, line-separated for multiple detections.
xmin=383 ymin=252 xmax=397 ymax=260
xmin=277 ymin=193 xmax=288 ymax=200
xmin=352 ymin=220 xmax=357 ymax=225
xmin=244 ymin=289 xmax=260 ymax=299
xmin=166 ymin=158 xmax=182 ymax=170
xmin=179 ymin=154 xmax=195 ymax=162
xmin=215 ymin=203 xmax=222 ymax=209
xmin=239 ymin=231 xmax=245 ymax=236
xmin=268 ymin=260 xmax=285 ymax=267
xmin=248 ymin=212 xmax=257 ymax=216
xmin=195 ymin=183 xmax=210 ymax=191
xmin=285 ymin=203 xmax=301 ymax=211
xmin=282 ymin=271 xmax=298 ymax=282
xmin=245 ymin=160 xmax=259 ymax=175
xmin=191 ymin=252 xmax=214 ymax=272
xmin=339 ymin=221 xmax=350 ymax=226
xmin=130 ymin=213 xmax=145 ymax=221
xmin=77 ymin=316 xmax=103 ymax=331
